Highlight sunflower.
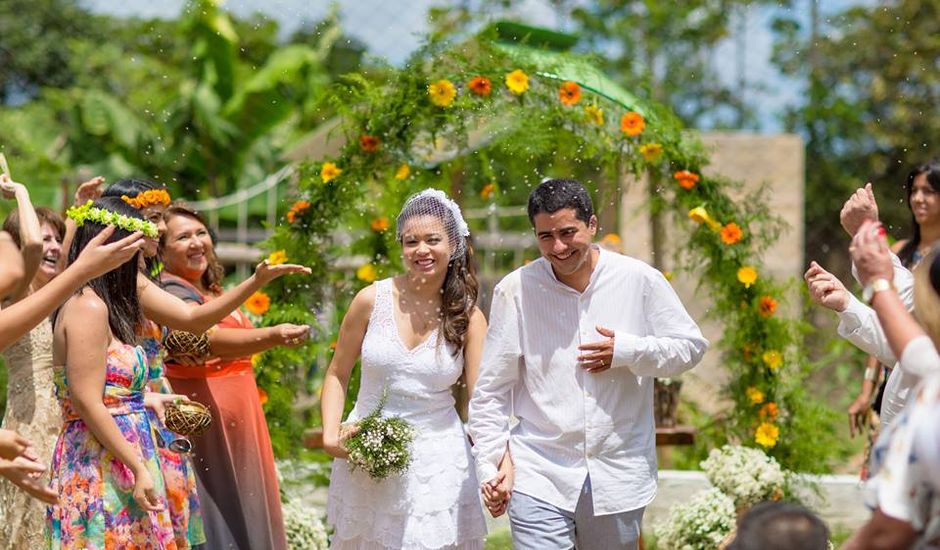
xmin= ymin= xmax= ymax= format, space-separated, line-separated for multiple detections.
xmin=737 ymin=266 xmax=758 ymax=288
xmin=268 ymin=250 xmax=288 ymax=265
xmin=395 ymin=163 xmax=411 ymax=180
xmin=559 ymin=81 xmax=581 ymax=106
xmin=505 ymin=69 xmax=529 ymax=95
xmin=620 ymin=111 xmax=645 ymax=137
xmin=758 ymin=295 xmax=778 ymax=318
xmin=428 ymin=79 xmax=457 ymax=107
xmin=321 ymin=162 xmax=342 ymax=183
xmin=720 ymin=222 xmax=743 ymax=245
xmin=468 ymin=76 xmax=492 ymax=97
xmin=359 ymin=135 xmax=381 ymax=152
xmin=755 ymin=422 xmax=780 ymax=448
xmin=639 ymin=143 xmax=663 ymax=162
xmin=244 ymin=291 xmax=271 ymax=316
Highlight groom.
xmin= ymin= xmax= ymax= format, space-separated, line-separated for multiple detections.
xmin=469 ymin=178 xmax=708 ymax=548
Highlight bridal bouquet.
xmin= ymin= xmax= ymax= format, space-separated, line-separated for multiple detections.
xmin=344 ymin=393 xmax=416 ymax=480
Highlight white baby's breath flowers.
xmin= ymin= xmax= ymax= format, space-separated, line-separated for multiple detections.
xmin=701 ymin=445 xmax=787 ymax=509
xmin=655 ymin=488 xmax=736 ymax=550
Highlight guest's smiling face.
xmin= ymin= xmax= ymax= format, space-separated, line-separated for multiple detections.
xmin=162 ymin=214 xmax=212 ymax=281
xmin=140 ymin=204 xmax=167 ymax=258
xmin=533 ymin=208 xmax=597 ymax=278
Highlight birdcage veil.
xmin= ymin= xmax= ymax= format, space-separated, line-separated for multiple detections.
xmin=396 ymin=188 xmax=470 ymax=259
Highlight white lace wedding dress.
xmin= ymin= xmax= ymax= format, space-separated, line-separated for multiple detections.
xmin=327 ymin=278 xmax=486 ymax=549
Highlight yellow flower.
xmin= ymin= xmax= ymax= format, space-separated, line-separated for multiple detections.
xmin=688 ymin=207 xmax=721 ymax=232
xmin=639 ymin=143 xmax=663 ymax=162
xmin=737 ymin=266 xmax=758 ymax=288
xmin=356 ymin=263 xmax=377 ymax=283
xmin=428 ymin=79 xmax=457 ymax=107
xmin=395 ymin=163 xmax=411 ymax=180
xmin=321 ymin=162 xmax=341 ymax=183
xmin=268 ymin=250 xmax=288 ymax=265
xmin=662 ymin=271 xmax=674 ymax=282
xmin=746 ymin=386 xmax=765 ymax=405
xmin=251 ymin=354 xmax=261 ymax=368
xmin=762 ymin=350 xmax=783 ymax=371
xmin=584 ymin=104 xmax=604 ymax=125
xmin=243 ymin=291 xmax=270 ymax=316
xmin=505 ymin=69 xmax=529 ymax=95
xmin=755 ymin=422 xmax=780 ymax=448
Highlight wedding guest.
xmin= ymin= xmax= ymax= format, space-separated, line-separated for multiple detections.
xmin=470 ymin=179 xmax=707 ymax=549
xmin=322 ymin=189 xmax=488 ymax=549
xmin=728 ymin=501 xmax=829 ymax=550
xmin=160 ymin=204 xmax=309 ymax=550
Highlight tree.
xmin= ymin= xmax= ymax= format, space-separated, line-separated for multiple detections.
xmin=773 ymin=0 xmax=940 ymax=274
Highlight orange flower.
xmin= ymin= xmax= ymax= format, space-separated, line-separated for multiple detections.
xmin=620 ymin=111 xmax=645 ymax=137
xmin=370 ymin=217 xmax=390 ymax=232
xmin=480 ymin=182 xmax=497 ymax=200
xmin=244 ymin=291 xmax=270 ymax=316
xmin=720 ymin=222 xmax=743 ymax=245
xmin=359 ymin=134 xmax=381 ymax=153
xmin=674 ymin=170 xmax=700 ymax=190
xmin=286 ymin=200 xmax=310 ymax=224
xmin=468 ymin=76 xmax=492 ymax=97
xmin=559 ymin=81 xmax=581 ymax=106
xmin=759 ymin=402 xmax=779 ymax=422
xmin=257 ymin=387 xmax=268 ymax=405
xmin=759 ymin=295 xmax=778 ymax=318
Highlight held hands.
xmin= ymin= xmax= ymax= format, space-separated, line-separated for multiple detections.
xmin=253 ymin=259 xmax=312 ymax=285
xmin=481 ymin=451 xmax=514 ymax=518
xmin=850 ymin=220 xmax=893 ymax=286
xmin=841 ymin=183 xmax=880 ymax=236
xmin=132 ymin=465 xmax=163 ymax=512
xmin=276 ymin=324 xmax=311 ymax=347
xmin=74 ymin=176 xmax=105 ymax=206
xmin=324 ymin=423 xmax=360 ymax=460
xmin=577 ymin=326 xmax=616 ymax=373
xmin=804 ymin=262 xmax=850 ymax=312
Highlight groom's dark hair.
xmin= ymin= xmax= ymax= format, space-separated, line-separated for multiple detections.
xmin=527 ymin=178 xmax=594 ymax=226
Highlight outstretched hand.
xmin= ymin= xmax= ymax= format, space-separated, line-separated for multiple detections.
xmin=254 ymin=260 xmax=312 ymax=285
xmin=276 ymin=324 xmax=311 ymax=347
xmin=840 ymin=183 xmax=879 ymax=236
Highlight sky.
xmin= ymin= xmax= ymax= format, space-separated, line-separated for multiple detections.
xmin=81 ymin=0 xmax=869 ymax=133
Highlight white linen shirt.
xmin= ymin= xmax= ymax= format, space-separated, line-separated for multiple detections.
xmin=469 ymin=247 xmax=708 ymax=515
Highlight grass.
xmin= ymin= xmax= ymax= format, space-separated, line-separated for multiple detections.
xmin=484 ymin=530 xmax=512 ymax=550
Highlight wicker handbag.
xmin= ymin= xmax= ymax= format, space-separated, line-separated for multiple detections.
xmin=164 ymin=400 xmax=213 ymax=436
xmin=164 ymin=330 xmax=210 ymax=362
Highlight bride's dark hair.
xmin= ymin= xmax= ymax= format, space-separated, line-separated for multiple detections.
xmin=397 ymin=195 xmax=478 ymax=355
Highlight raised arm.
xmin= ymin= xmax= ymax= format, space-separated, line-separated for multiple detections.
xmin=469 ymin=282 xmax=523 ymax=486
xmin=207 ymin=324 xmax=310 ymax=360
xmin=0 ymin=176 xmax=42 ymax=302
xmin=59 ymin=176 xmax=105 ymax=273
xmin=0 ymin=232 xmax=25 ymax=301
xmin=0 ymin=227 xmax=144 ymax=351
xmin=321 ymin=285 xmax=374 ymax=459
xmin=138 ymin=260 xmax=311 ymax=334
xmin=60 ymin=292 xmax=161 ymax=512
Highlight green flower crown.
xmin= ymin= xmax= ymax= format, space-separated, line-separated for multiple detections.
xmin=66 ymin=201 xmax=159 ymax=239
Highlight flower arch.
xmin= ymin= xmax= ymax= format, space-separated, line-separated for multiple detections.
xmin=256 ymin=32 xmax=837 ymax=470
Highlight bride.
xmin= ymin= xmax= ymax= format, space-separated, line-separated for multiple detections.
xmin=321 ymin=189 xmax=488 ymax=549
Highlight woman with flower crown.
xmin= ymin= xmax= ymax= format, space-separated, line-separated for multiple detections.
xmin=322 ymin=189 xmax=488 ymax=549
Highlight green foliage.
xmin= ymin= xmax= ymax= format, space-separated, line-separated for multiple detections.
xmin=262 ymin=31 xmax=843 ymax=471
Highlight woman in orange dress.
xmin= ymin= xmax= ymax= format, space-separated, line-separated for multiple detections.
xmin=159 ymin=204 xmax=310 ymax=550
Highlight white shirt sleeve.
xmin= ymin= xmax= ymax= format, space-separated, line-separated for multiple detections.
xmin=611 ymin=270 xmax=708 ymax=377
xmin=468 ymin=283 xmax=522 ymax=485
xmin=852 ymin=252 xmax=915 ymax=311
xmin=899 ymin=335 xmax=940 ymax=379
xmin=837 ymin=294 xmax=897 ymax=366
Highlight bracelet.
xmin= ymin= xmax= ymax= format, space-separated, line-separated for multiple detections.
xmin=864 ymin=365 xmax=878 ymax=382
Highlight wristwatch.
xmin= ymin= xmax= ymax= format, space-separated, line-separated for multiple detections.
xmin=862 ymin=278 xmax=893 ymax=304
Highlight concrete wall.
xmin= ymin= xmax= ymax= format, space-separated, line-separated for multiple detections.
xmin=619 ymin=132 xmax=805 ymax=412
